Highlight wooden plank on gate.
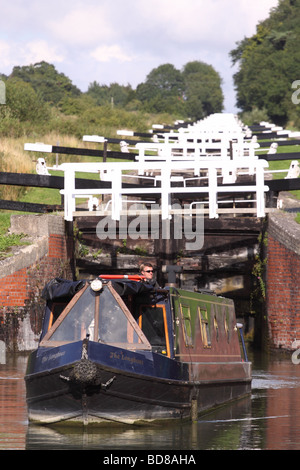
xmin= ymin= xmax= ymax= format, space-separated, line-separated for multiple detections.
xmin=0 ymin=200 xmax=63 ymax=213
xmin=267 ymin=178 xmax=300 ymax=191
xmin=0 ymin=172 xmax=64 ymax=189
xmin=0 ymin=172 xmax=151 ymax=190
xmin=258 ymin=152 xmax=300 ymax=161
xmin=51 ymin=145 xmax=137 ymax=160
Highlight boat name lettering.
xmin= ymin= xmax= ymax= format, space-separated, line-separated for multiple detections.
xmin=109 ymin=351 xmax=143 ymax=366
xmin=41 ymin=351 xmax=65 ymax=363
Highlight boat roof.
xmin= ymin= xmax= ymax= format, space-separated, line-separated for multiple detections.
xmin=41 ymin=277 xmax=161 ymax=302
xmin=41 ymin=278 xmax=87 ymax=301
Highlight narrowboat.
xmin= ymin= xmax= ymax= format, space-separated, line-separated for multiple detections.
xmin=25 ymin=275 xmax=251 ymax=426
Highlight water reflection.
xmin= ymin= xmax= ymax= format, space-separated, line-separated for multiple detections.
xmin=252 ymin=359 xmax=300 ymax=450
xmin=0 ymin=354 xmax=28 ymax=450
xmin=2 ymin=352 xmax=300 ymax=450
xmin=26 ymin=396 xmax=252 ymax=450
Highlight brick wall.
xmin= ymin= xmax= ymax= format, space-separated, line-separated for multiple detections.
xmin=0 ymin=268 xmax=27 ymax=307
xmin=267 ymin=212 xmax=300 ymax=351
xmin=0 ymin=214 xmax=75 ymax=351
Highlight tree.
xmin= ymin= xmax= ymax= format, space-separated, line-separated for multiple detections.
xmin=5 ymin=77 xmax=50 ymax=123
xmin=10 ymin=61 xmax=81 ymax=105
xmin=140 ymin=64 xmax=184 ymax=95
xmin=87 ymin=81 xmax=135 ymax=107
xmin=230 ymin=0 xmax=300 ymax=125
xmin=136 ymin=61 xmax=223 ymax=118
xmin=59 ymin=94 xmax=97 ymax=115
xmin=182 ymin=61 xmax=224 ymax=119
xmin=136 ymin=64 xmax=185 ymax=114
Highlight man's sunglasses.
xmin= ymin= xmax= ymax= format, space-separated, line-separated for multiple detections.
xmin=144 ymin=270 xmax=153 ymax=273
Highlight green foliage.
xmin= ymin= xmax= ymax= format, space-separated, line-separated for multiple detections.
xmin=0 ymin=213 xmax=14 ymax=235
xmin=136 ymin=61 xmax=223 ymax=119
xmin=136 ymin=64 xmax=184 ymax=106
xmin=76 ymin=105 xmax=150 ymax=139
xmin=182 ymin=61 xmax=224 ymax=119
xmin=11 ymin=61 xmax=81 ymax=105
xmin=5 ymin=77 xmax=51 ymax=123
xmin=240 ymin=107 xmax=269 ymax=126
xmin=0 ymin=232 xmax=29 ymax=258
xmin=87 ymin=81 xmax=135 ymax=107
xmin=0 ymin=107 xmax=22 ymax=136
xmin=250 ymin=231 xmax=268 ymax=314
xmin=0 ymin=58 xmax=223 ymax=138
xmin=58 ymin=94 xmax=96 ymax=116
xmin=230 ymin=0 xmax=300 ymax=125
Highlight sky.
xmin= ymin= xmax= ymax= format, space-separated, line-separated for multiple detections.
xmin=0 ymin=0 xmax=279 ymax=113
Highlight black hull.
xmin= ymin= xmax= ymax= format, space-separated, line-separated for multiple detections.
xmin=26 ymin=359 xmax=251 ymax=426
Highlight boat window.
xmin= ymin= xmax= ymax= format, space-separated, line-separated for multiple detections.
xmin=199 ymin=307 xmax=211 ymax=348
xmin=138 ymin=304 xmax=170 ymax=356
xmin=48 ymin=303 xmax=67 ymax=330
xmin=98 ymin=286 xmax=150 ymax=348
xmin=44 ymin=286 xmax=96 ymax=344
xmin=180 ymin=304 xmax=193 ymax=347
xmin=224 ymin=314 xmax=230 ymax=343
xmin=40 ymin=283 xmax=151 ymax=350
xmin=214 ymin=316 xmax=219 ymax=342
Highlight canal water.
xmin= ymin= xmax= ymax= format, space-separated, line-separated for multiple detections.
xmin=1 ymin=351 xmax=300 ymax=450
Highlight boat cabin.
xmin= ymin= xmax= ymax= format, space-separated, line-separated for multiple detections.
xmin=39 ymin=277 xmax=244 ymax=363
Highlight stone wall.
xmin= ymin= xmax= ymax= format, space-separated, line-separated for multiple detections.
xmin=267 ymin=211 xmax=300 ymax=351
xmin=0 ymin=214 xmax=74 ymax=352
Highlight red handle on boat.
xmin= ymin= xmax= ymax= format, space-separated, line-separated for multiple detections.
xmin=99 ymin=274 xmax=145 ymax=280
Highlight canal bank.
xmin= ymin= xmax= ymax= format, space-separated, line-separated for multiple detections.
xmin=0 ymin=202 xmax=300 ymax=353
xmin=0 ymin=214 xmax=75 ymax=352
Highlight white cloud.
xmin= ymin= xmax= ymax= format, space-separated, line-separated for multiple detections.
xmin=21 ymin=40 xmax=64 ymax=64
xmin=90 ymin=45 xmax=136 ymax=63
xmin=0 ymin=40 xmax=64 ymax=71
xmin=0 ymin=0 xmax=280 ymax=111
xmin=131 ymin=0 xmax=278 ymax=49
xmin=48 ymin=4 xmax=116 ymax=46
xmin=0 ymin=41 xmax=12 ymax=68
xmin=239 ymin=0 xmax=278 ymax=26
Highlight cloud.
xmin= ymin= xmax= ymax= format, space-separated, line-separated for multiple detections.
xmin=90 ymin=45 xmax=136 ymax=63
xmin=0 ymin=41 xmax=12 ymax=68
xmin=48 ymin=4 xmax=116 ymax=46
xmin=0 ymin=0 xmax=280 ymax=111
xmin=0 ymin=39 xmax=64 ymax=70
xmin=21 ymin=40 xmax=64 ymax=64
xmin=130 ymin=0 xmax=278 ymax=51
